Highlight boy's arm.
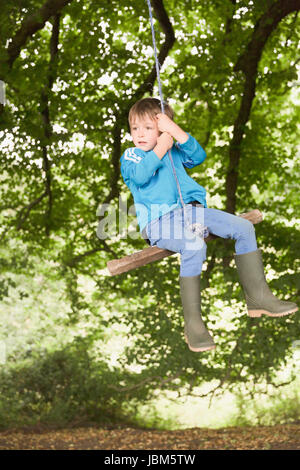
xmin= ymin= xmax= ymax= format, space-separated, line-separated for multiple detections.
xmin=121 ymin=134 xmax=173 ymax=187
xmin=156 ymin=113 xmax=206 ymax=168
xmin=175 ymin=133 xmax=206 ymax=168
xmin=121 ymin=148 xmax=163 ymax=187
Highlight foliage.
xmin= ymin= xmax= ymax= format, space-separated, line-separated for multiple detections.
xmin=231 ymin=380 xmax=300 ymax=427
xmin=0 ymin=338 xmax=145 ymax=429
xmin=0 ymin=0 xmax=299 ymax=428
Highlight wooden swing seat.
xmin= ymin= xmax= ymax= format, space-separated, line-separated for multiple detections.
xmin=107 ymin=209 xmax=263 ymax=276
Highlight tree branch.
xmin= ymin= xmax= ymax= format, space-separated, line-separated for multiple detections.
xmin=16 ymin=191 xmax=47 ymax=230
xmin=223 ymin=0 xmax=237 ymax=43
xmin=64 ymin=238 xmax=118 ymax=268
xmin=101 ymin=118 xmax=122 ymax=207
xmin=225 ymin=0 xmax=300 ymax=214
xmin=107 ymin=370 xmax=182 ymax=393
xmin=131 ymin=0 xmax=176 ymax=100
xmin=40 ymin=14 xmax=60 ymax=236
xmin=0 ymin=0 xmax=74 ymax=128
xmin=6 ymin=0 xmax=73 ymax=69
xmin=234 ymin=0 xmax=300 ymax=76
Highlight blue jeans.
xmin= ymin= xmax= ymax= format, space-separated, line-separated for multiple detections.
xmin=144 ymin=205 xmax=257 ymax=277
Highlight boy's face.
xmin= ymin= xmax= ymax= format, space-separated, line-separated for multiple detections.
xmin=130 ymin=114 xmax=160 ymax=151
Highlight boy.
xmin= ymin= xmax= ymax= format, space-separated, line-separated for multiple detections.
xmin=120 ymin=98 xmax=298 ymax=352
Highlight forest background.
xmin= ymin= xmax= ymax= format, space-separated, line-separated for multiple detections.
xmin=0 ymin=0 xmax=300 ymax=430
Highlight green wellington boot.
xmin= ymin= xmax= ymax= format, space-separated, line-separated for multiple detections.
xmin=235 ymin=249 xmax=298 ymax=318
xmin=179 ymin=275 xmax=216 ymax=352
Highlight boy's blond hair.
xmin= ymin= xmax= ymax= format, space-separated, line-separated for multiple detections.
xmin=128 ymin=97 xmax=174 ymax=125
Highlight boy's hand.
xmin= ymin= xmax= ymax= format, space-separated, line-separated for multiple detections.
xmin=156 ymin=113 xmax=175 ymax=134
xmin=153 ymin=132 xmax=173 ymax=160
xmin=157 ymin=132 xmax=173 ymax=150
xmin=156 ymin=113 xmax=188 ymax=144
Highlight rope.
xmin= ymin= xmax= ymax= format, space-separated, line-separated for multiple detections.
xmin=145 ymin=0 xmax=185 ymax=210
xmin=145 ymin=0 xmax=208 ymax=240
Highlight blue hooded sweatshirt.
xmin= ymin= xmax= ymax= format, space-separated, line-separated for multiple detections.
xmin=120 ymin=133 xmax=207 ymax=232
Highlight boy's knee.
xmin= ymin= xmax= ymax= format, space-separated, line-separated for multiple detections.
xmin=180 ymin=241 xmax=207 ymax=277
xmin=238 ymin=218 xmax=255 ymax=237
xmin=182 ymin=242 xmax=207 ymax=262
